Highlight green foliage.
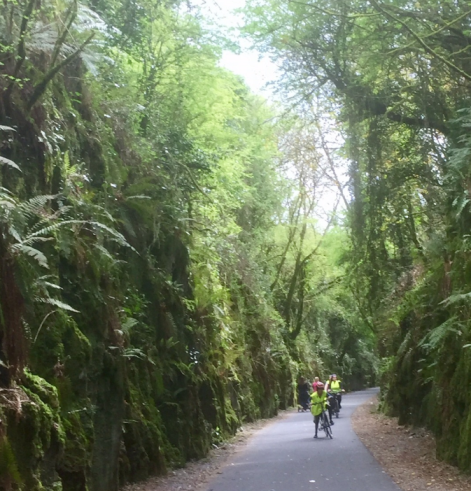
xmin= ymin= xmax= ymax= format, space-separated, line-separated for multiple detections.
xmin=0 ymin=0 xmax=379 ymax=489
xmin=242 ymin=0 xmax=471 ymax=473
xmin=0 ymin=436 xmax=22 ymax=489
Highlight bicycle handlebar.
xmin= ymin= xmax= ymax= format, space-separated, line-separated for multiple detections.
xmin=311 ymin=401 xmax=329 ymax=408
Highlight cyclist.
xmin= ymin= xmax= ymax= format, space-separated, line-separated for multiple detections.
xmin=322 ymin=375 xmax=336 ymax=422
xmin=310 ymin=382 xmax=329 ymax=438
xmin=312 ymin=376 xmax=320 ymax=391
xmin=326 ymin=373 xmax=344 ymax=409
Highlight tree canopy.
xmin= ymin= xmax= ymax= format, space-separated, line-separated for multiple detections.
xmin=0 ymin=0 xmax=378 ymax=489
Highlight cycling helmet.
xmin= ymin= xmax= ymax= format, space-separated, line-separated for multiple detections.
xmin=316 ymin=382 xmax=324 ymax=389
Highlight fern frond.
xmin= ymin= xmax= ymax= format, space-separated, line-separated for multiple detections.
xmin=88 ymin=204 xmax=115 ymax=222
xmin=43 ymin=281 xmax=62 ymax=290
xmin=34 ymin=275 xmax=62 ymax=291
xmin=125 ymin=195 xmax=151 ymax=200
xmin=80 ymin=49 xmax=102 ymax=77
xmin=440 ymin=292 xmax=471 ymax=307
xmin=16 ymin=236 xmax=54 ymax=247
xmin=37 ymin=274 xmax=55 ymax=281
xmin=0 ymin=156 xmax=22 ymax=172
xmin=76 ymin=4 xmax=108 ymax=33
xmin=37 ymin=297 xmax=79 ymax=312
xmin=88 ymin=221 xmax=137 ymax=253
xmin=11 ymin=244 xmax=49 ymax=268
xmin=28 ymin=206 xmax=73 ymax=234
xmin=418 ymin=316 xmax=462 ymax=353
xmin=28 ymin=22 xmax=61 ymax=54
xmin=453 ymin=194 xmax=470 ymax=219
xmin=26 ymin=219 xmax=85 ymax=238
xmin=17 ymin=195 xmax=56 ymax=220
xmin=119 ymin=210 xmax=137 ymax=238
xmin=8 ymin=225 xmax=22 ymax=243
xmin=122 ymin=317 xmax=138 ymax=333
xmin=93 ymin=243 xmax=114 ymax=261
xmin=0 ymin=200 xmax=16 ymax=210
xmin=29 ymin=216 xmax=54 ymax=234
xmin=0 ymin=189 xmax=16 ymax=213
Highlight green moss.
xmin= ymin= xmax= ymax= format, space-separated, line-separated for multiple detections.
xmin=120 ymin=378 xmax=173 ymax=483
xmin=61 ymin=321 xmax=92 ymax=381
xmin=60 ymin=411 xmax=91 ymax=473
xmin=22 ymin=371 xmax=65 ymax=448
xmin=30 ymin=313 xmax=91 ymax=388
xmin=2 ymin=371 xmax=65 ymax=490
xmin=222 ymin=396 xmax=239 ymax=434
xmin=0 ymin=435 xmax=22 ymax=489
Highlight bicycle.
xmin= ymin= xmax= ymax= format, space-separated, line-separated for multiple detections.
xmin=312 ymin=401 xmax=333 ymax=439
xmin=328 ymin=392 xmax=340 ymax=418
xmin=319 ymin=408 xmax=333 ymax=439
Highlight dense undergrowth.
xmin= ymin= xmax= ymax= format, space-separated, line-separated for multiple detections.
xmin=0 ymin=0 xmax=377 ymax=490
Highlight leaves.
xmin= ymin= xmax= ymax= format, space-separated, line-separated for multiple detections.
xmin=11 ymin=244 xmax=49 ymax=268
xmin=0 ymin=0 xmax=384 ymax=483
xmin=37 ymin=297 xmax=79 ymax=312
xmin=0 ymin=156 xmax=22 ymax=172
xmin=418 ymin=316 xmax=462 ymax=352
xmin=441 ymin=293 xmax=471 ymax=307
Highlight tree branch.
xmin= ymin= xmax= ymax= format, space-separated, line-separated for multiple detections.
xmin=370 ymin=0 xmax=471 ymax=83
xmin=50 ymin=0 xmax=78 ymax=68
xmin=4 ymin=0 xmax=37 ymax=102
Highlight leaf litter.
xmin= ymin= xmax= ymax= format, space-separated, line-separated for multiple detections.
xmin=352 ymin=397 xmax=471 ymax=491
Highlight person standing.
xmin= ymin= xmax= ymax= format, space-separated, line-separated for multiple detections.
xmin=297 ymin=376 xmax=311 ymax=411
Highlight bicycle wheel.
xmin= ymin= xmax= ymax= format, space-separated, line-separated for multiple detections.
xmin=322 ymin=413 xmax=333 ymax=439
xmin=325 ymin=421 xmax=333 ymax=439
xmin=330 ymin=397 xmax=339 ymax=417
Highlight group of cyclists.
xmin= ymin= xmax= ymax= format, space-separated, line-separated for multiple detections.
xmin=297 ymin=374 xmax=345 ymax=439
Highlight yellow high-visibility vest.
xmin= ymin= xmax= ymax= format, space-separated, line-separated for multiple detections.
xmin=310 ymin=391 xmax=327 ymax=416
xmin=328 ymin=380 xmax=341 ymax=393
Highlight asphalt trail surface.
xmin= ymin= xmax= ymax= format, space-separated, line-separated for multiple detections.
xmin=206 ymin=388 xmax=399 ymax=491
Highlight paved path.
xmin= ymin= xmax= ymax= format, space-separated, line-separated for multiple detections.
xmin=206 ymin=388 xmax=399 ymax=491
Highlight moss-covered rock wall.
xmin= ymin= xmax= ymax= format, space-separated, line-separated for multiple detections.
xmin=381 ymin=253 xmax=471 ymax=473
